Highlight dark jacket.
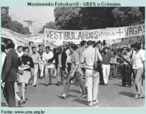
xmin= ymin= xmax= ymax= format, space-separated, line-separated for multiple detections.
xmin=18 ymin=55 xmax=34 ymax=71
xmin=51 ymin=50 xmax=67 ymax=70
xmin=61 ymin=50 xmax=67 ymax=70
xmin=2 ymin=49 xmax=18 ymax=82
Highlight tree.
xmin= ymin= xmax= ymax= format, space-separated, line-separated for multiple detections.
xmin=78 ymin=7 xmax=115 ymax=29
xmin=1 ymin=7 xmax=9 ymax=14
xmin=54 ymin=7 xmax=116 ymax=30
xmin=54 ymin=7 xmax=145 ymax=30
xmin=139 ymin=7 xmax=145 ymax=18
xmin=39 ymin=21 xmax=57 ymax=33
xmin=112 ymin=7 xmax=144 ymax=27
xmin=23 ymin=27 xmax=31 ymax=34
xmin=1 ymin=7 xmax=30 ymax=34
xmin=8 ymin=21 xmax=30 ymax=34
xmin=54 ymin=7 xmax=81 ymax=30
xmin=1 ymin=13 xmax=11 ymax=28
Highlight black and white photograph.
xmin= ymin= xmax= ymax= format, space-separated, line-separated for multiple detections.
xmin=1 ymin=7 xmax=145 ymax=108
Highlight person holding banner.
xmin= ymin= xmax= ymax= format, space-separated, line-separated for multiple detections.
xmin=42 ymin=46 xmax=54 ymax=86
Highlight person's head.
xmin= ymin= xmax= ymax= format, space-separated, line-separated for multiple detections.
xmin=6 ymin=41 xmax=15 ymax=49
xmin=103 ymin=47 xmax=108 ymax=53
xmin=32 ymin=46 xmax=37 ymax=53
xmin=29 ymin=41 xmax=33 ymax=47
xmin=80 ymin=40 xmax=86 ymax=47
xmin=38 ymin=44 xmax=43 ymax=49
xmin=130 ymin=44 xmax=135 ymax=50
xmin=113 ymin=50 xmax=117 ymax=55
xmin=70 ymin=44 xmax=78 ymax=54
xmin=23 ymin=47 xmax=29 ymax=56
xmin=6 ymin=40 xmax=13 ymax=45
xmin=93 ymin=42 xmax=97 ymax=48
xmin=97 ymin=41 xmax=102 ymax=49
xmin=123 ymin=47 xmax=128 ymax=54
xmin=133 ymin=42 xmax=141 ymax=51
xmin=17 ymin=46 xmax=23 ymax=53
xmin=87 ymin=40 xmax=93 ymax=46
xmin=45 ymin=46 xmax=50 ymax=53
xmin=1 ymin=44 xmax=5 ymax=53
xmin=57 ymin=47 xmax=62 ymax=54
xmin=53 ymin=48 xmax=56 ymax=53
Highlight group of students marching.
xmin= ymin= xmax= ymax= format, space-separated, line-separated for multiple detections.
xmin=1 ymin=39 xmax=145 ymax=107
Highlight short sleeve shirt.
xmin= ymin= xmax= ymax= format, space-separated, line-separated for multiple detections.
xmin=42 ymin=51 xmax=54 ymax=68
xmin=31 ymin=53 xmax=40 ymax=64
xmin=132 ymin=49 xmax=145 ymax=69
xmin=70 ymin=52 xmax=82 ymax=74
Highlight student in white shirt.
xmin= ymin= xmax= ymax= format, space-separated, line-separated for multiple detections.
xmin=132 ymin=42 xmax=145 ymax=99
xmin=81 ymin=41 xmax=102 ymax=106
xmin=42 ymin=46 xmax=54 ymax=86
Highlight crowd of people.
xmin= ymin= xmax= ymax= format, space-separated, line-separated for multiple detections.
xmin=1 ymin=39 xmax=145 ymax=107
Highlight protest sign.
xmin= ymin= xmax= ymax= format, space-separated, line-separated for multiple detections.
xmin=44 ymin=24 xmax=145 ymax=42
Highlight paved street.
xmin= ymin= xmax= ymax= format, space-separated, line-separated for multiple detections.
xmin=1 ymin=76 xmax=145 ymax=107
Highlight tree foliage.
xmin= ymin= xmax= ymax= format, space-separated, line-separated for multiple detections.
xmin=54 ymin=7 xmax=115 ymax=30
xmin=54 ymin=7 xmax=145 ymax=30
xmin=8 ymin=21 xmax=30 ymax=34
xmin=39 ymin=21 xmax=57 ymax=33
xmin=54 ymin=7 xmax=81 ymax=30
xmin=1 ymin=13 xmax=11 ymax=28
xmin=112 ymin=7 xmax=144 ymax=26
xmin=1 ymin=7 xmax=9 ymax=14
xmin=1 ymin=7 xmax=30 ymax=34
xmin=139 ymin=7 xmax=145 ymax=18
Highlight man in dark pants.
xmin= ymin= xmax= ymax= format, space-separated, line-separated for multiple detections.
xmin=119 ymin=47 xmax=131 ymax=87
xmin=97 ymin=42 xmax=104 ymax=84
xmin=57 ymin=44 xmax=87 ymax=99
xmin=1 ymin=41 xmax=18 ymax=107
xmin=122 ymin=64 xmax=132 ymax=87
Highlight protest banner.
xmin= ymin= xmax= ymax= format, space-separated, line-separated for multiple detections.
xmin=1 ymin=24 xmax=145 ymax=48
xmin=44 ymin=24 xmax=145 ymax=43
xmin=1 ymin=28 xmax=45 ymax=47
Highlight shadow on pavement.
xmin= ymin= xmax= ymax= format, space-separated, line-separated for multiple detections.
xmin=113 ymin=83 xmax=125 ymax=87
xmin=118 ymin=91 xmax=135 ymax=98
xmin=72 ymin=99 xmax=87 ymax=106
xmin=38 ymin=83 xmax=57 ymax=86
xmin=68 ymin=89 xmax=80 ymax=94
xmin=67 ymin=94 xmax=77 ymax=99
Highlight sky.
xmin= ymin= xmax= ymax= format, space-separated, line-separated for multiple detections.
xmin=9 ymin=7 xmax=55 ymax=34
